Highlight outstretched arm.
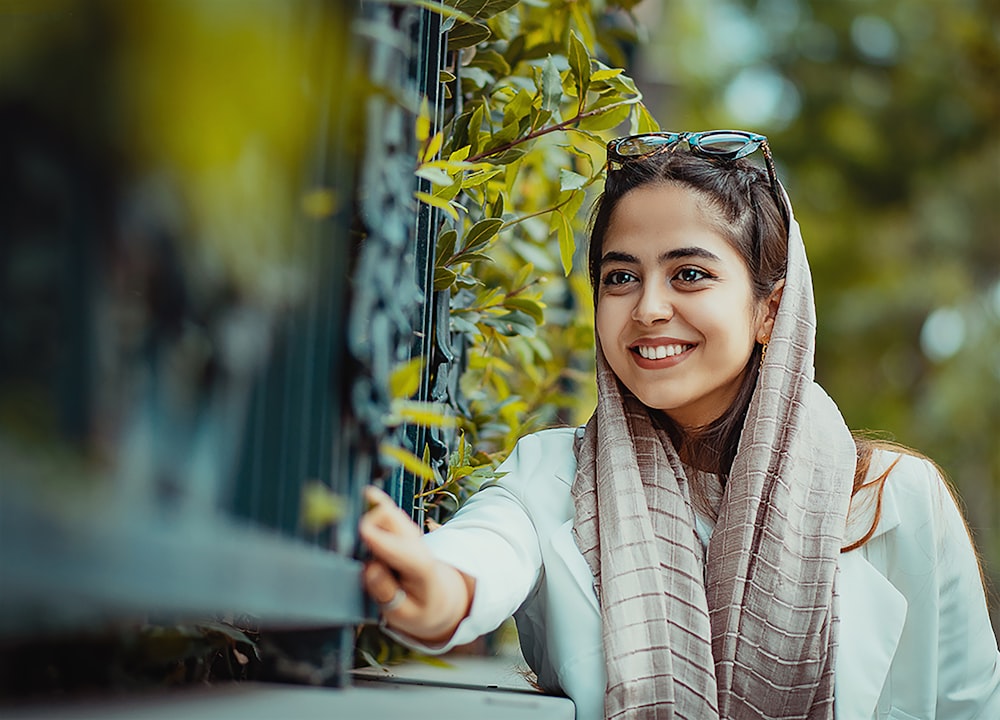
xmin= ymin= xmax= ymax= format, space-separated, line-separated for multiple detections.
xmin=359 ymin=486 xmax=475 ymax=644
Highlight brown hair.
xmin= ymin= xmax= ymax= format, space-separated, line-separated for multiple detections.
xmin=845 ymin=435 xmax=984 ymax=568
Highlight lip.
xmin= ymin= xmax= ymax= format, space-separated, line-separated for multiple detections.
xmin=628 ymin=337 xmax=696 ymax=370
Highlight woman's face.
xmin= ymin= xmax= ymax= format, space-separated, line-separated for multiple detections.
xmin=595 ymin=182 xmax=778 ymax=429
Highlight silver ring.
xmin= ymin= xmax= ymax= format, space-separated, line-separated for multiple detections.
xmin=379 ymin=587 xmax=407 ymax=612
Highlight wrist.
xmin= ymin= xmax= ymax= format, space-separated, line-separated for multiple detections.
xmin=422 ymin=562 xmax=476 ymax=644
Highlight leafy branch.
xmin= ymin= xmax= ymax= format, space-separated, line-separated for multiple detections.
xmin=401 ymin=2 xmax=656 ymax=506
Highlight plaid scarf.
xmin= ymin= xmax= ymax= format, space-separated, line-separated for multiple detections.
xmin=571 ymin=208 xmax=855 ymax=719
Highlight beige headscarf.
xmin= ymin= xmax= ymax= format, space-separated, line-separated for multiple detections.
xmin=571 ymin=198 xmax=856 ymax=719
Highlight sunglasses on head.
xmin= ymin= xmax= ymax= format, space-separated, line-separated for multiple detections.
xmin=606 ymin=130 xmax=789 ymax=231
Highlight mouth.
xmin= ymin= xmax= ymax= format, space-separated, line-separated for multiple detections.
xmin=630 ymin=342 xmax=694 ymax=360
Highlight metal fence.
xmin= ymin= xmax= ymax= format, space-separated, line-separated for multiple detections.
xmin=0 ymin=0 xmax=451 ymax=690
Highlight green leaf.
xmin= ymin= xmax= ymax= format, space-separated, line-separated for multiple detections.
xmin=447 ymin=0 xmax=519 ymax=20
xmin=563 ymin=187 xmax=587 ymax=220
xmin=548 ymin=189 xmax=586 ymax=234
xmin=447 ymin=21 xmax=492 ymax=51
xmin=488 ymin=146 xmax=527 ymax=165
xmin=632 ymin=103 xmax=660 ymax=134
xmin=389 ymin=357 xmax=425 ymax=398
xmin=505 ymin=296 xmax=546 ymax=324
xmin=578 ymin=103 xmax=633 ymax=132
xmin=415 ymin=191 xmax=459 ymax=220
xmin=570 ymin=3 xmax=598 ymax=50
xmin=301 ymin=482 xmax=347 ymax=532
xmin=460 ymin=66 xmax=495 ymax=90
xmin=473 ymin=285 xmax=504 ymax=308
xmin=468 ymin=104 xmax=485 ymax=155
xmin=415 ymin=165 xmax=454 ymax=186
xmin=530 ymin=106 xmax=554 ymax=132
xmin=591 ymin=67 xmax=623 ymax=83
xmin=388 ymin=400 xmax=458 ymax=429
xmin=436 ymin=176 xmax=464 ymax=201
xmin=379 ymin=442 xmax=437 ymax=481
xmin=469 ymin=48 xmax=510 ymax=77
xmin=450 ymin=314 xmax=480 ymax=335
xmin=461 ymin=167 xmax=504 ymax=188
xmin=415 ymin=97 xmax=431 ymax=144
xmin=451 ymin=251 xmax=493 ymax=265
xmin=434 ymin=266 xmax=458 ymax=290
xmin=396 ymin=0 xmax=474 ymax=22
xmin=436 ymin=228 xmax=457 ymax=266
xmin=503 ymin=88 xmax=534 ymax=127
xmin=559 ymin=168 xmax=588 ymax=191
xmin=565 ymin=127 xmax=608 ymax=156
xmin=503 ymin=157 xmax=522 ymax=195
xmin=454 ymin=274 xmax=482 ymax=290
xmin=568 ymin=31 xmax=591 ymax=102
xmin=556 ymin=211 xmax=575 ymax=275
xmin=585 ymin=91 xmax=633 ymax=113
xmin=484 ymin=309 xmax=537 ymax=337
xmin=421 ymin=130 xmax=444 ymax=162
xmin=504 ymin=33 xmax=526 ymax=66
xmin=511 ymin=262 xmax=534 ymax=291
xmin=463 ymin=217 xmax=504 ymax=252
xmin=486 ymin=120 xmax=521 ymax=151
xmin=540 ymin=55 xmax=563 ymax=113
xmin=489 ymin=192 xmax=505 ymax=219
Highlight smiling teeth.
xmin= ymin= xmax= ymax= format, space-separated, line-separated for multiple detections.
xmin=637 ymin=344 xmax=688 ymax=360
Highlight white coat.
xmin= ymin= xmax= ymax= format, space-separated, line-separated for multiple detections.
xmin=412 ymin=428 xmax=1000 ymax=720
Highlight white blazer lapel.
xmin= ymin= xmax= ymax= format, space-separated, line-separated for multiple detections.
xmin=549 ymin=520 xmax=600 ymax=613
xmin=835 ymin=479 xmax=905 ymax=720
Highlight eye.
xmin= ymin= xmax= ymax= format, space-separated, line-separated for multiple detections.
xmin=673 ymin=267 xmax=712 ymax=284
xmin=602 ymin=269 xmax=638 ymax=286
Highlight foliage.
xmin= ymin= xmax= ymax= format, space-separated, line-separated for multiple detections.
xmin=387 ymin=0 xmax=656 ymax=518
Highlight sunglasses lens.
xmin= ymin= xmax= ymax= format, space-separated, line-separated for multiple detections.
xmin=695 ymin=131 xmax=759 ymax=159
xmin=613 ymin=134 xmax=678 ymax=158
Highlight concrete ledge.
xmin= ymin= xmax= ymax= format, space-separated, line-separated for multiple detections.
xmin=0 ymin=680 xmax=575 ymax=719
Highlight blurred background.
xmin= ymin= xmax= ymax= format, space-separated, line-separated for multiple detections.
xmin=625 ymin=0 xmax=1000 ymax=608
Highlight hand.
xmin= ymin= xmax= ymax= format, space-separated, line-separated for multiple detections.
xmin=358 ymin=486 xmax=475 ymax=644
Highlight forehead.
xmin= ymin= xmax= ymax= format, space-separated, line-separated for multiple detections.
xmin=602 ymin=182 xmax=739 ymax=261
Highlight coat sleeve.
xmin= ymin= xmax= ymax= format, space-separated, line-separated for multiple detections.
xmin=385 ymin=435 xmax=547 ymax=654
xmin=928 ymin=461 xmax=1000 ymax=717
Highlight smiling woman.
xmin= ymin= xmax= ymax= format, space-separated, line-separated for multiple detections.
xmin=594 ymin=182 xmax=779 ymax=431
xmin=588 ymin=146 xmax=787 ymax=474
xmin=359 ymin=129 xmax=1000 ymax=720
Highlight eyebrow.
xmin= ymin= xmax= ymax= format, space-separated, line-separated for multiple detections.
xmin=599 ymin=246 xmax=723 ymax=267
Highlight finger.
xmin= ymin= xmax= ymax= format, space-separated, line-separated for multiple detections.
xmin=364 ymin=485 xmax=393 ymax=509
xmin=362 ymin=487 xmax=421 ymax=535
xmin=363 ymin=561 xmax=415 ymax=621
xmin=361 ymin=518 xmax=433 ymax=578
xmin=358 ymin=487 xmax=423 ymax=542
xmin=363 ymin=560 xmax=401 ymax=605
xmin=358 ymin=504 xmax=420 ymax=549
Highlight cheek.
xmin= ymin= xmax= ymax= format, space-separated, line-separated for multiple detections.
xmin=594 ymin=301 xmax=611 ymax=343
xmin=700 ymin=298 xmax=758 ymax=356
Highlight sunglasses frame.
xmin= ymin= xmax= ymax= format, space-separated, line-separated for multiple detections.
xmin=606 ymin=130 xmax=789 ymax=231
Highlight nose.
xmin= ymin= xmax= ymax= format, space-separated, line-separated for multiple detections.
xmin=631 ymin=282 xmax=673 ymax=325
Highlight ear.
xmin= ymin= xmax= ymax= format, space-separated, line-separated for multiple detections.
xmin=756 ymin=279 xmax=784 ymax=343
